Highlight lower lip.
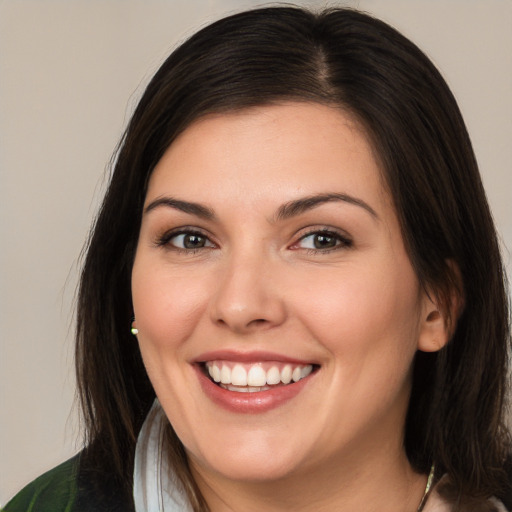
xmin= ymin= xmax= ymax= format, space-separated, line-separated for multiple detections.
xmin=194 ymin=365 xmax=315 ymax=414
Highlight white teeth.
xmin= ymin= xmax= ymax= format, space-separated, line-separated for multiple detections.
xmin=221 ymin=384 xmax=271 ymax=393
xmin=207 ymin=362 xmax=314 ymax=388
xmin=266 ymin=366 xmax=281 ymax=385
xmin=229 ymin=385 xmax=249 ymax=392
xmin=281 ymin=365 xmax=292 ymax=384
xmin=301 ymin=365 xmax=313 ymax=378
xmin=247 ymin=365 xmax=267 ymax=387
xmin=220 ymin=365 xmax=231 ymax=384
xmin=231 ymin=364 xmax=247 ymax=386
xmin=209 ymin=364 xmax=221 ymax=382
xmin=248 ymin=386 xmax=267 ymax=392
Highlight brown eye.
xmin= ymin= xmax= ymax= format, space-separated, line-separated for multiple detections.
xmin=296 ymin=230 xmax=352 ymax=251
xmin=312 ymin=233 xmax=338 ymax=249
xmin=182 ymin=234 xmax=207 ymax=248
xmin=166 ymin=232 xmax=214 ymax=250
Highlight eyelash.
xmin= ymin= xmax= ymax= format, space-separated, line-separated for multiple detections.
xmin=155 ymin=228 xmax=215 ymax=254
xmin=155 ymin=227 xmax=353 ymax=254
xmin=293 ymin=228 xmax=353 ymax=254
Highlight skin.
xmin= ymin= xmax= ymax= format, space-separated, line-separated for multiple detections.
xmin=131 ymin=103 xmax=450 ymax=511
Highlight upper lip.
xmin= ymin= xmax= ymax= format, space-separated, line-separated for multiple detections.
xmin=193 ymin=350 xmax=318 ymax=365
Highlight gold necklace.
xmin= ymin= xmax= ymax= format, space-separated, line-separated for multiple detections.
xmin=416 ymin=465 xmax=436 ymax=512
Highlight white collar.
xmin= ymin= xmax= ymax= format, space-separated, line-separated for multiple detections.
xmin=133 ymin=399 xmax=193 ymax=512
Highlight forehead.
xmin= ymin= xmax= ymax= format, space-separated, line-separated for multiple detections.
xmin=146 ymin=102 xmax=391 ymax=215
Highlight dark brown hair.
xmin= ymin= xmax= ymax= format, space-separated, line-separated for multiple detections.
xmin=76 ymin=6 xmax=511 ymax=510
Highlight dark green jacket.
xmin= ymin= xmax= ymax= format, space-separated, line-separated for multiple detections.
xmin=2 ymin=454 xmax=135 ymax=512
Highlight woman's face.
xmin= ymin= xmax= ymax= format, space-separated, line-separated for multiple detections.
xmin=131 ymin=103 xmax=435 ymax=483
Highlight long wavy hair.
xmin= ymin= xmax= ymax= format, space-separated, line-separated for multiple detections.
xmin=75 ymin=6 xmax=511 ymax=511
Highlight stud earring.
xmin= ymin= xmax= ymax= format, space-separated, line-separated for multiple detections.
xmin=131 ymin=319 xmax=138 ymax=336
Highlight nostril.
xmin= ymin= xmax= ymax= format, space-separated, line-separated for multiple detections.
xmin=246 ymin=318 xmax=270 ymax=329
xmin=215 ymin=317 xmax=269 ymax=329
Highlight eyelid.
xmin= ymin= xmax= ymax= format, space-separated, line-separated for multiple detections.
xmin=153 ymin=225 xmax=352 ymax=253
xmin=289 ymin=227 xmax=353 ymax=252
xmin=154 ymin=226 xmax=217 ymax=250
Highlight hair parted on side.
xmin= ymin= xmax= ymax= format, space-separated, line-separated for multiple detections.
xmin=75 ymin=6 xmax=511 ymax=510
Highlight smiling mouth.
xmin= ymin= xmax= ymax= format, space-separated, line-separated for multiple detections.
xmin=203 ymin=361 xmax=317 ymax=393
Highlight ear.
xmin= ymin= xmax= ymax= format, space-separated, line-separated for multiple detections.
xmin=416 ymin=297 xmax=450 ymax=353
xmin=417 ymin=263 xmax=464 ymax=353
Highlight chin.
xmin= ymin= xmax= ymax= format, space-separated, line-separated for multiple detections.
xmin=190 ymin=443 xmax=308 ymax=483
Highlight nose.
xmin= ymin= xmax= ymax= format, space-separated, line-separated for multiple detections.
xmin=209 ymin=252 xmax=287 ymax=334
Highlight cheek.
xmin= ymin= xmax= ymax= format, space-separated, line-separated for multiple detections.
xmin=296 ymin=259 xmax=422 ymax=365
xmin=131 ymin=259 xmax=210 ymax=357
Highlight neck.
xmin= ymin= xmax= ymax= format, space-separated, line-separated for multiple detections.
xmin=189 ymin=443 xmax=428 ymax=512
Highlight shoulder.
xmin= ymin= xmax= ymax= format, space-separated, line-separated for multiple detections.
xmin=424 ymin=494 xmax=509 ymax=512
xmin=2 ymin=456 xmax=79 ymax=512
xmin=423 ymin=479 xmax=510 ymax=512
xmin=2 ymin=452 xmax=135 ymax=512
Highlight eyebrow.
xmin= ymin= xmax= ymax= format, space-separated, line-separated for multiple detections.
xmin=274 ymin=193 xmax=379 ymax=222
xmin=144 ymin=197 xmax=215 ymax=219
xmin=144 ymin=192 xmax=378 ymax=222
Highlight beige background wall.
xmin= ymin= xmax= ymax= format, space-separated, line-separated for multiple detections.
xmin=1 ymin=0 xmax=511 ymax=505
